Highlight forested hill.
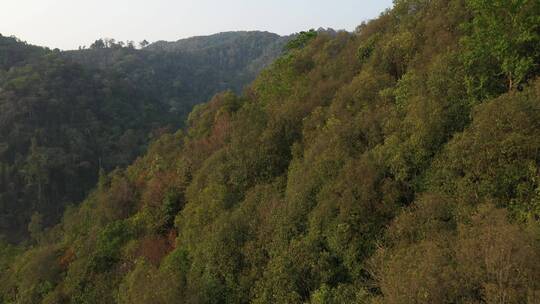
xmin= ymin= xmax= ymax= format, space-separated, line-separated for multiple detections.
xmin=1 ymin=0 xmax=540 ymax=303
xmin=0 ymin=34 xmax=47 ymax=70
xmin=146 ymin=31 xmax=283 ymax=53
xmin=64 ymin=31 xmax=289 ymax=110
xmin=0 ymin=31 xmax=288 ymax=242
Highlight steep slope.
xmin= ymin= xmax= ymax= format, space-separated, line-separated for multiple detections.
xmin=1 ymin=0 xmax=539 ymax=303
xmin=0 ymin=31 xmax=287 ymax=242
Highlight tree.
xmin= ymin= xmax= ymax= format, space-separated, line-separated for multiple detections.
xmin=462 ymin=0 xmax=540 ymax=95
xmin=139 ymin=39 xmax=149 ymax=48
xmin=27 ymin=212 xmax=43 ymax=242
xmin=24 ymin=139 xmax=48 ymax=206
xmin=456 ymin=205 xmax=540 ymax=303
xmin=285 ymin=29 xmax=317 ymax=51
xmin=90 ymin=39 xmax=105 ymax=49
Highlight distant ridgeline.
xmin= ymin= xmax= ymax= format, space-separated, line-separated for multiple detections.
xmin=0 ymin=31 xmax=289 ymax=242
xmin=64 ymin=31 xmax=291 ymax=113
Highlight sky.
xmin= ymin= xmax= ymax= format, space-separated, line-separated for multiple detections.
xmin=0 ymin=0 xmax=394 ymax=50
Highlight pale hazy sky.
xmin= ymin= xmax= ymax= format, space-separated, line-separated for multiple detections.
xmin=0 ymin=0 xmax=394 ymax=50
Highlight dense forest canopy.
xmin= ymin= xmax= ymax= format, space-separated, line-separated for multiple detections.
xmin=65 ymin=32 xmax=290 ymax=111
xmin=0 ymin=31 xmax=288 ymax=242
xmin=1 ymin=0 xmax=540 ymax=303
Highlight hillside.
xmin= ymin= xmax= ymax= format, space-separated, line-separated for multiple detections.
xmin=1 ymin=0 xmax=540 ymax=303
xmin=147 ymin=31 xmax=284 ymax=53
xmin=0 ymin=32 xmax=287 ymax=242
xmin=0 ymin=34 xmax=47 ymax=70
xmin=64 ymin=31 xmax=289 ymax=110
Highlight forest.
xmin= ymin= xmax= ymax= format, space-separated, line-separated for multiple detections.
xmin=1 ymin=0 xmax=540 ymax=303
xmin=0 ymin=31 xmax=287 ymax=242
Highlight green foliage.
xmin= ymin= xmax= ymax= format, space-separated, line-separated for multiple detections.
xmin=372 ymin=203 xmax=540 ymax=303
xmin=285 ymin=29 xmax=318 ymax=51
xmin=90 ymin=221 xmax=134 ymax=272
xmin=462 ymin=0 xmax=540 ymax=96
xmin=357 ymin=34 xmax=379 ymax=64
xmin=428 ymin=81 xmax=540 ymax=215
xmin=2 ymin=1 xmax=540 ymax=303
xmin=27 ymin=212 xmax=44 ymax=242
xmin=0 ymin=31 xmax=287 ymax=242
xmin=0 ymin=34 xmax=47 ymax=70
xmin=117 ymin=259 xmax=182 ymax=304
xmin=2 ymin=245 xmax=62 ymax=304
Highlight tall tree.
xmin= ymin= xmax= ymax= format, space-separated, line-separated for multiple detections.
xmin=462 ymin=0 xmax=540 ymax=96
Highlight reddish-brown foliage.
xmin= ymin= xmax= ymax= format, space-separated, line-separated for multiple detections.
xmin=58 ymin=247 xmax=76 ymax=270
xmin=137 ymin=233 xmax=176 ymax=265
